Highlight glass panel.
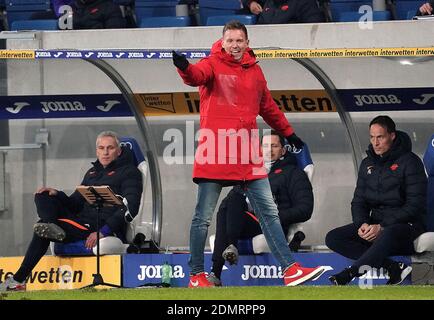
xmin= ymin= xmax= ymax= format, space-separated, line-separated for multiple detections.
xmin=1 ymin=45 xmax=433 ymax=255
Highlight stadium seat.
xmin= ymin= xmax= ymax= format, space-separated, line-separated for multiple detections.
xmin=328 ymin=0 xmax=371 ymax=22
xmin=139 ymin=16 xmax=191 ymax=28
xmin=413 ymin=133 xmax=434 ymax=253
xmin=338 ymin=10 xmax=392 ymax=21
xmin=206 ymin=14 xmax=256 ymax=26
xmin=134 ymin=0 xmax=179 ymax=26
xmin=392 ymin=0 xmax=426 ymax=20
xmin=10 ymin=19 xmax=58 ymax=31
xmin=209 ymin=143 xmax=315 ymax=255
xmin=52 ymin=136 xmax=149 ymax=256
xmin=6 ymin=0 xmax=51 ymax=28
xmin=198 ymin=0 xmax=244 ymax=26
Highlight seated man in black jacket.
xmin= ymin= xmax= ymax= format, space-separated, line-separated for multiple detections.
xmin=0 ymin=131 xmax=142 ymax=291
xmin=326 ymin=116 xmax=427 ymax=285
xmin=208 ymin=130 xmax=314 ymax=286
xmin=71 ymin=0 xmax=126 ymax=29
xmin=243 ymin=0 xmax=325 ymax=24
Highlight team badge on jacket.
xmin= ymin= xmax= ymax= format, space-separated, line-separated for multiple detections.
xmin=367 ymin=166 xmax=374 ymax=175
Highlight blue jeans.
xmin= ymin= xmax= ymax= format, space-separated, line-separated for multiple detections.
xmin=189 ymin=179 xmax=295 ymax=274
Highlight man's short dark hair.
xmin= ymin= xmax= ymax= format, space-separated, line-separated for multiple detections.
xmin=222 ymin=20 xmax=248 ymax=39
xmin=369 ymin=115 xmax=396 ymax=133
xmin=263 ymin=130 xmax=286 ymax=147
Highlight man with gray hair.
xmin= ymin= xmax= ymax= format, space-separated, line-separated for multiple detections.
xmin=0 ymin=131 xmax=142 ymax=291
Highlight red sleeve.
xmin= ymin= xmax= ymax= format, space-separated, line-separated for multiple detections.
xmin=259 ymin=84 xmax=294 ymax=137
xmin=177 ymin=58 xmax=214 ymax=87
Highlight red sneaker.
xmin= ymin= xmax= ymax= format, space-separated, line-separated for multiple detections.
xmin=188 ymin=272 xmax=215 ymax=288
xmin=283 ymin=263 xmax=325 ymax=286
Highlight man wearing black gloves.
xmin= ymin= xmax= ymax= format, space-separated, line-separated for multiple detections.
xmin=172 ymin=20 xmax=324 ymax=288
xmin=326 ymin=116 xmax=427 ymax=285
xmin=0 ymin=131 xmax=142 ymax=291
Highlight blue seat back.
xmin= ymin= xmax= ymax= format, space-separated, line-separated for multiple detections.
xmin=394 ymin=0 xmax=426 ymax=19
xmin=134 ymin=0 xmax=178 ymax=25
xmin=206 ymin=14 xmax=256 ymax=26
xmin=11 ymin=19 xmax=58 ymax=30
xmin=119 ymin=136 xmax=145 ymax=166
xmin=291 ymin=143 xmax=313 ymax=171
xmin=338 ymin=10 xmax=391 ymax=21
xmin=6 ymin=0 xmax=51 ymax=26
xmin=139 ymin=16 xmax=191 ymax=28
xmin=328 ymin=0 xmax=371 ymax=21
xmin=424 ymin=134 xmax=434 ymax=231
xmin=198 ymin=0 xmax=243 ymax=25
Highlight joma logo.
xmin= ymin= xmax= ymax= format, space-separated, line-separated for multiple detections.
xmin=354 ymin=94 xmax=401 ymax=106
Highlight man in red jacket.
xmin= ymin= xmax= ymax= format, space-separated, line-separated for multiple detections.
xmin=172 ymin=20 xmax=325 ymax=287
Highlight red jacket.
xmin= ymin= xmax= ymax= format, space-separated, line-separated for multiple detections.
xmin=177 ymin=40 xmax=294 ymax=182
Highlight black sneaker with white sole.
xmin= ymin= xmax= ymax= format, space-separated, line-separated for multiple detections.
xmin=386 ymin=262 xmax=412 ymax=285
xmin=33 ymin=223 xmax=66 ymax=242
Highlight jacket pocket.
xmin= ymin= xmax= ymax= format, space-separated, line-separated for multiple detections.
xmin=215 ymin=74 xmax=238 ymax=107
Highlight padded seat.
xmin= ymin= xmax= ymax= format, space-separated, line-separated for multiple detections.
xmin=412 ymin=133 xmax=434 ymax=254
xmin=10 ymin=19 xmax=58 ymax=31
xmin=338 ymin=10 xmax=392 ymax=21
xmin=139 ymin=16 xmax=191 ymax=28
xmin=393 ymin=0 xmax=426 ymax=19
xmin=198 ymin=0 xmax=244 ymax=25
xmin=206 ymin=14 xmax=256 ymax=26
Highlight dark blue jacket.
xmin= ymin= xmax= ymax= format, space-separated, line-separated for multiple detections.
xmin=351 ymin=131 xmax=427 ymax=238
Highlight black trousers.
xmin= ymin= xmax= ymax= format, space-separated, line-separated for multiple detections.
xmin=14 ymin=192 xmax=92 ymax=282
xmin=325 ymin=223 xmax=416 ymax=270
xmin=211 ymin=191 xmax=262 ymax=279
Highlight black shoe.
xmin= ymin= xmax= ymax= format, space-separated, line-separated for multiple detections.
xmin=33 ymin=223 xmax=66 ymax=242
xmin=386 ymin=262 xmax=412 ymax=285
xmin=289 ymin=231 xmax=305 ymax=252
xmin=329 ymin=267 xmax=355 ymax=286
xmin=222 ymin=244 xmax=239 ymax=265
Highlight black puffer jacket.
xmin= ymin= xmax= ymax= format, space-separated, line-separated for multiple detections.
xmin=225 ymin=153 xmax=313 ymax=235
xmin=72 ymin=0 xmax=126 ymax=29
xmin=351 ymin=131 xmax=427 ymax=238
xmin=268 ymin=153 xmax=314 ymax=234
xmin=243 ymin=0 xmax=325 ymax=24
xmin=56 ymin=146 xmax=142 ymax=240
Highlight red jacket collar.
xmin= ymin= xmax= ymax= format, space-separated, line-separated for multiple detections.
xmin=210 ymin=39 xmax=257 ymax=67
